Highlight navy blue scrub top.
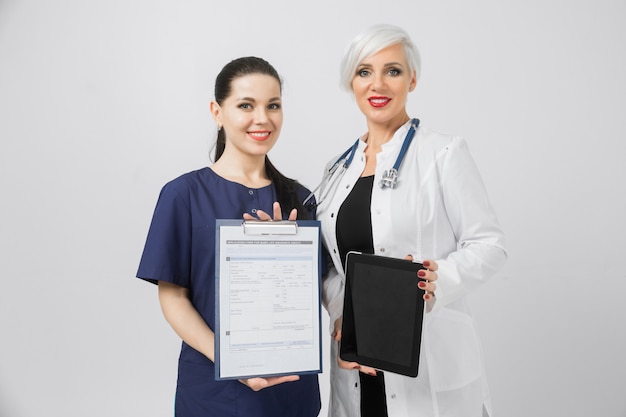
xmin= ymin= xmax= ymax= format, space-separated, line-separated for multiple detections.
xmin=137 ymin=167 xmax=321 ymax=417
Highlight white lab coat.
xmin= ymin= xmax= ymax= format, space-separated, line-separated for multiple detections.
xmin=317 ymin=119 xmax=507 ymax=417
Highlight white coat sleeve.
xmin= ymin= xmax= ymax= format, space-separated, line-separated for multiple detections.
xmin=432 ymin=137 xmax=507 ymax=309
xmin=322 ymin=265 xmax=344 ymax=334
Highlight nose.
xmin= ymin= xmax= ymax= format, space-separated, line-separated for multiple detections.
xmin=371 ymin=72 xmax=385 ymax=91
xmin=254 ymin=107 xmax=269 ymax=124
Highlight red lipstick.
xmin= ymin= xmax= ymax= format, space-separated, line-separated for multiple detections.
xmin=368 ymin=96 xmax=391 ymax=108
xmin=248 ymin=131 xmax=271 ymax=141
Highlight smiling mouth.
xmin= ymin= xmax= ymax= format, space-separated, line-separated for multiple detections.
xmin=248 ymin=131 xmax=271 ymax=141
xmin=368 ymin=97 xmax=390 ymax=108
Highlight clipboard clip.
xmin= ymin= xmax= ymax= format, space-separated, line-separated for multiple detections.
xmin=243 ymin=220 xmax=298 ymax=235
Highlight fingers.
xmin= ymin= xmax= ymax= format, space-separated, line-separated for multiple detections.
xmin=333 ymin=316 xmax=377 ymax=376
xmin=333 ymin=315 xmax=378 ymax=376
xmin=273 ymin=203 xmax=297 ymax=221
xmin=272 ymin=202 xmax=282 ymax=220
xmin=418 ymin=278 xmax=437 ymax=301
xmin=240 ymin=375 xmax=300 ymax=392
xmin=404 ymin=254 xmax=438 ymax=301
xmin=334 ymin=328 xmax=342 ymax=342
xmin=265 ymin=375 xmax=300 ymax=386
xmin=358 ymin=364 xmax=378 ymax=377
xmin=243 ymin=202 xmax=298 ymax=221
xmin=418 ymin=259 xmax=439 ymax=301
xmin=333 ymin=317 xmax=343 ymax=341
xmin=239 ymin=377 xmax=269 ymax=392
xmin=423 ymin=259 xmax=438 ymax=272
xmin=337 ymin=356 xmax=360 ymax=370
xmin=336 ymin=349 xmax=375 ymax=375
xmin=418 ymin=268 xmax=437 ymax=283
xmin=337 ymin=355 xmax=377 ymax=376
xmin=249 ymin=209 xmax=272 ymax=221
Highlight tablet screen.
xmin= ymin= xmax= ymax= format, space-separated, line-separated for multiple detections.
xmin=340 ymin=252 xmax=425 ymax=377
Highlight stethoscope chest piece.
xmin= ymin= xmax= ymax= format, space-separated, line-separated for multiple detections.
xmin=379 ymin=168 xmax=399 ymax=189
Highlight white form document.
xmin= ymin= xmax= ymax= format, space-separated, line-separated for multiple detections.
xmin=215 ymin=220 xmax=322 ymax=380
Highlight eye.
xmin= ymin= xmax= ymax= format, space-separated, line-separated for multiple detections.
xmin=388 ymin=68 xmax=401 ymax=76
xmin=268 ymin=103 xmax=281 ymax=110
xmin=357 ymin=69 xmax=371 ymax=77
xmin=239 ymin=103 xmax=252 ymax=110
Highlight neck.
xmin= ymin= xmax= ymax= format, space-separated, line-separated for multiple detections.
xmin=364 ymin=114 xmax=411 ymax=149
xmin=211 ymin=149 xmax=270 ymax=188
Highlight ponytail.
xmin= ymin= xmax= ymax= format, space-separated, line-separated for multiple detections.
xmin=264 ymin=157 xmax=312 ymax=220
xmin=212 ymin=57 xmax=312 ymax=219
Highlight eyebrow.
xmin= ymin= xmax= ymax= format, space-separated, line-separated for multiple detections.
xmin=358 ymin=62 xmax=405 ymax=68
xmin=236 ymin=96 xmax=282 ymax=102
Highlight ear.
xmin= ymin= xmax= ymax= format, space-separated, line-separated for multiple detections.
xmin=408 ymin=70 xmax=417 ymax=92
xmin=209 ymin=101 xmax=222 ymax=128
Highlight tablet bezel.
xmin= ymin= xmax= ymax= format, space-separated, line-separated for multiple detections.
xmin=340 ymin=251 xmax=425 ymax=377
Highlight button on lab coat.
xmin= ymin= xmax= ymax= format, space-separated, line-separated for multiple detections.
xmin=317 ymin=120 xmax=507 ymax=417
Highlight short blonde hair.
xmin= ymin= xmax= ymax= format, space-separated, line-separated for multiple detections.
xmin=340 ymin=24 xmax=421 ymax=92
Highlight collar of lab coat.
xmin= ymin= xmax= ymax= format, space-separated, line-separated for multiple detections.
xmin=359 ymin=118 xmax=414 ymax=159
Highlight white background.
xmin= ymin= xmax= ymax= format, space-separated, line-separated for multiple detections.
xmin=1 ymin=1 xmax=625 ymax=416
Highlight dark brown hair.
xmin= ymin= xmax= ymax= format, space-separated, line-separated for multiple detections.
xmin=213 ymin=57 xmax=311 ymax=218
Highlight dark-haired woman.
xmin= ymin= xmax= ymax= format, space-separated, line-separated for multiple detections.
xmin=136 ymin=56 xmax=321 ymax=417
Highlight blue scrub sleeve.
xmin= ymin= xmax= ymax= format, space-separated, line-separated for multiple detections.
xmin=136 ymin=182 xmax=192 ymax=287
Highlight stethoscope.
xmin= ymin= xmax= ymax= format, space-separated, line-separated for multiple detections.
xmin=303 ymin=118 xmax=420 ymax=208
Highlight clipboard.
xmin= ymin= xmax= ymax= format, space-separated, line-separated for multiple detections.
xmin=214 ymin=219 xmax=322 ymax=380
xmin=340 ymin=252 xmax=425 ymax=377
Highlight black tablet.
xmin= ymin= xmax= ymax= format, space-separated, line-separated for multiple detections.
xmin=340 ymin=252 xmax=425 ymax=377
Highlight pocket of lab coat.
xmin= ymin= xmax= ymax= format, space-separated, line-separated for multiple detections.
xmin=426 ymin=307 xmax=482 ymax=391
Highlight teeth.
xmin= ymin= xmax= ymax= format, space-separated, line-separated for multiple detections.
xmin=370 ymin=99 xmax=388 ymax=104
xmin=250 ymin=132 xmax=269 ymax=138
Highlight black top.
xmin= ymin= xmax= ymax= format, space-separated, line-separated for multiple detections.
xmin=336 ymin=175 xmax=375 ymax=268
xmin=335 ymin=174 xmax=388 ymax=417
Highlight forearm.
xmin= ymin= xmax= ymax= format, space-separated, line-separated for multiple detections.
xmin=158 ymin=281 xmax=215 ymax=362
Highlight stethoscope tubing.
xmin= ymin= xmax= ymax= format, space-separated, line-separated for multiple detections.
xmin=303 ymin=118 xmax=420 ymax=207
